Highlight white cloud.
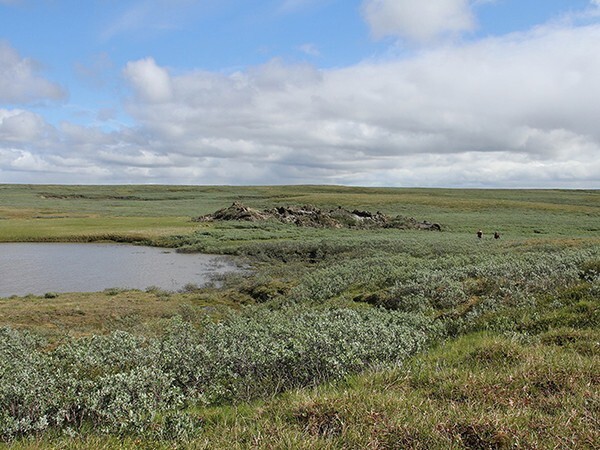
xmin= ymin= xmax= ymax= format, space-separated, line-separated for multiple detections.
xmin=0 ymin=41 xmax=66 ymax=104
xmin=2 ymin=22 xmax=600 ymax=187
xmin=0 ymin=109 xmax=54 ymax=144
xmin=114 ymin=23 xmax=600 ymax=186
xmin=362 ymin=0 xmax=476 ymax=43
xmin=123 ymin=58 xmax=172 ymax=103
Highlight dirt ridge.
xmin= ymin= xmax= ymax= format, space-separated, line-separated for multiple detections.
xmin=195 ymin=202 xmax=441 ymax=230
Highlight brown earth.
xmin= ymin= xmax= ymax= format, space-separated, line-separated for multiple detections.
xmin=195 ymin=202 xmax=441 ymax=231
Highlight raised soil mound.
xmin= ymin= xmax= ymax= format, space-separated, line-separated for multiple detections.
xmin=195 ymin=202 xmax=441 ymax=231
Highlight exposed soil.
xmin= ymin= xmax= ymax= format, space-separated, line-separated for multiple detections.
xmin=195 ymin=202 xmax=441 ymax=230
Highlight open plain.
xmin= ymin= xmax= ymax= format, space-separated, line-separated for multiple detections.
xmin=0 ymin=185 xmax=598 ymax=449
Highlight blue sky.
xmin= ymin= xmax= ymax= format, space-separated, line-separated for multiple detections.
xmin=1 ymin=0 xmax=600 ymax=186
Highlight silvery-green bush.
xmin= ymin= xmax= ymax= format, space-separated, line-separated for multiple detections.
xmin=170 ymin=308 xmax=440 ymax=404
xmin=0 ymin=307 xmax=439 ymax=441
xmin=0 ymin=328 xmax=56 ymax=439
xmin=292 ymin=249 xmax=597 ymax=311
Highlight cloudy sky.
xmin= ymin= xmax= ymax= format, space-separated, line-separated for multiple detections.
xmin=1 ymin=0 xmax=600 ymax=187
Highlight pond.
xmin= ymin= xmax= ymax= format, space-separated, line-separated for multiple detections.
xmin=0 ymin=243 xmax=243 ymax=298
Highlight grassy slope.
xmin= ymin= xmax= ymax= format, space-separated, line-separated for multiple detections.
xmin=0 ymin=184 xmax=598 ymax=449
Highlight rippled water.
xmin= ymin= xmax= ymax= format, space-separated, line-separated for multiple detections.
xmin=0 ymin=243 xmax=242 ymax=297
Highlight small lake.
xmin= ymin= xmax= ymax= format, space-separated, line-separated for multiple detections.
xmin=0 ymin=243 xmax=243 ymax=298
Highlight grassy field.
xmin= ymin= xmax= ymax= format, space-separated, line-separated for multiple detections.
xmin=1 ymin=184 xmax=598 ymax=238
xmin=0 ymin=184 xmax=598 ymax=449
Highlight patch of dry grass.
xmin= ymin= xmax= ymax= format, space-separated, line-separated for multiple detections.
xmin=0 ymin=288 xmax=247 ymax=343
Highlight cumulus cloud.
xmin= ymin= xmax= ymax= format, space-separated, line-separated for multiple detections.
xmin=0 ymin=41 xmax=66 ymax=104
xmin=0 ymin=109 xmax=55 ymax=144
xmin=123 ymin=58 xmax=172 ymax=103
xmin=107 ymin=23 xmax=600 ymax=186
xmin=120 ymin=22 xmax=600 ymax=184
xmin=362 ymin=0 xmax=476 ymax=43
xmin=2 ymin=22 xmax=600 ymax=187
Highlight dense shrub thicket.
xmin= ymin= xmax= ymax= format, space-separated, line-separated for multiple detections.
xmin=0 ymin=308 xmax=439 ymax=441
xmin=1 ymin=226 xmax=598 ymax=443
xmin=292 ymin=249 xmax=599 ymax=318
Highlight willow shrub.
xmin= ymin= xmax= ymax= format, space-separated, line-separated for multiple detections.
xmin=0 ymin=307 xmax=440 ymax=441
xmin=292 ymin=248 xmax=597 ymax=309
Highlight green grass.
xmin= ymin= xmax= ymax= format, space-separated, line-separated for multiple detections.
xmin=0 ymin=216 xmax=197 ymax=243
xmin=1 ymin=185 xmax=598 ymax=240
xmin=0 ymin=184 xmax=598 ymax=448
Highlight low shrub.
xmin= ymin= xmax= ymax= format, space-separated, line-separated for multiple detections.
xmin=0 ymin=307 xmax=441 ymax=441
xmin=579 ymin=259 xmax=600 ymax=281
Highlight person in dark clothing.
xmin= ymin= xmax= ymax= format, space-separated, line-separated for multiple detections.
xmin=494 ymin=231 xmax=500 ymax=239
xmin=477 ymin=230 xmax=483 ymax=239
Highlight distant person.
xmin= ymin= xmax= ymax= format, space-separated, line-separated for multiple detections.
xmin=477 ymin=230 xmax=483 ymax=239
xmin=494 ymin=231 xmax=500 ymax=239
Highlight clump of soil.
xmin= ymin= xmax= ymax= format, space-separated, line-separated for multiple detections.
xmin=204 ymin=202 xmax=271 ymax=222
xmin=195 ymin=202 xmax=441 ymax=231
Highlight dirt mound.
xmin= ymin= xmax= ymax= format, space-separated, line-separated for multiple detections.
xmin=205 ymin=202 xmax=271 ymax=222
xmin=195 ymin=202 xmax=441 ymax=231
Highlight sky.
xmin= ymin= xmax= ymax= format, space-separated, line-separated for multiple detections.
xmin=1 ymin=0 xmax=600 ymax=187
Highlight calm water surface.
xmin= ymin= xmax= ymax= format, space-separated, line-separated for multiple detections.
xmin=0 ymin=243 xmax=242 ymax=297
